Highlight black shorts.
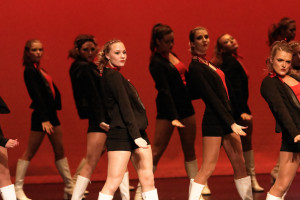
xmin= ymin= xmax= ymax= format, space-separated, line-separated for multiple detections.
xmin=106 ymin=128 xmax=150 ymax=151
xmin=202 ymin=111 xmax=232 ymax=137
xmin=281 ymin=134 xmax=300 ymax=152
xmin=87 ymin=119 xmax=107 ymax=133
xmin=31 ymin=110 xmax=60 ymax=132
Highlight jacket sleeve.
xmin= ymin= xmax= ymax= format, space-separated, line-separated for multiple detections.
xmin=149 ymin=59 xmax=179 ymax=120
xmin=24 ymin=68 xmax=49 ymax=122
xmin=79 ymin=64 xmax=106 ymax=125
xmin=108 ymin=72 xmax=141 ymax=139
xmin=261 ymin=77 xmax=300 ymax=138
xmin=0 ymin=136 xmax=8 ymax=147
xmin=0 ymin=96 xmax=10 ymax=114
xmin=221 ymin=57 xmax=247 ymax=115
xmin=189 ymin=62 xmax=235 ymax=127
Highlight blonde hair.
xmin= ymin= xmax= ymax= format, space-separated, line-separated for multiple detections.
xmin=96 ymin=39 xmax=122 ymax=72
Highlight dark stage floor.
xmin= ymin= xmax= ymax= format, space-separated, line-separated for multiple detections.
xmin=17 ymin=173 xmax=300 ymax=200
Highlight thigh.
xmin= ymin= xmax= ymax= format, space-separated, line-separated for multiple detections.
xmin=47 ymin=126 xmax=64 ymax=151
xmin=222 ymin=133 xmax=243 ymax=159
xmin=131 ymin=146 xmax=153 ymax=172
xmin=86 ymin=132 xmax=107 ymax=161
xmin=238 ymin=118 xmax=253 ymax=151
xmin=178 ymin=115 xmax=196 ymax=147
xmin=202 ymin=137 xmax=222 ymax=165
xmin=153 ymin=119 xmax=174 ymax=146
xmin=0 ymin=147 xmax=11 ymax=186
xmin=107 ymin=151 xmax=131 ymax=178
xmin=277 ymin=152 xmax=300 ymax=186
xmin=26 ymin=130 xmax=45 ymax=155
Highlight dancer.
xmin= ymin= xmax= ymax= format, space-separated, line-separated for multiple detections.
xmin=267 ymin=17 xmax=296 ymax=183
xmin=136 ymin=23 xmax=208 ymax=199
xmin=69 ymin=34 xmax=131 ymax=200
xmin=211 ymin=33 xmax=264 ymax=192
xmin=97 ymin=40 xmax=158 ymax=200
xmin=16 ymin=39 xmax=73 ymax=200
xmin=289 ymin=41 xmax=300 ymax=77
xmin=261 ymin=40 xmax=300 ymax=200
xmin=0 ymin=96 xmax=19 ymax=200
xmin=186 ymin=27 xmax=252 ymax=200
xmin=268 ymin=17 xmax=296 ymax=47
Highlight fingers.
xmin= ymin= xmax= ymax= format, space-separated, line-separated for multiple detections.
xmin=241 ymin=126 xmax=248 ymax=130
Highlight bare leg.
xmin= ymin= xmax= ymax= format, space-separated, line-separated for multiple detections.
xmin=0 ymin=148 xmax=11 ymax=187
xmin=80 ymin=132 xmax=107 ymax=178
xmin=269 ymin=152 xmax=300 ymax=197
xmin=222 ymin=133 xmax=247 ymax=179
xmin=178 ymin=115 xmax=196 ymax=162
xmin=194 ymin=137 xmax=222 ymax=184
xmin=21 ymin=130 xmax=45 ymax=161
xmin=152 ymin=119 xmax=174 ymax=166
xmin=47 ymin=125 xmax=65 ymax=161
xmin=101 ymin=151 xmax=131 ymax=196
xmin=131 ymin=146 xmax=155 ymax=192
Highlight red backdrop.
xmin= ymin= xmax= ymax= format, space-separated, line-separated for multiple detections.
xmin=0 ymin=0 xmax=299 ymax=183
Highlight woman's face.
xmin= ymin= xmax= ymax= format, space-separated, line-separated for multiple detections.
xmin=106 ymin=42 xmax=127 ymax=68
xmin=28 ymin=42 xmax=43 ymax=63
xmin=292 ymin=45 xmax=300 ymax=69
xmin=156 ymin=32 xmax=174 ymax=53
xmin=78 ymin=41 xmax=97 ymax=62
xmin=191 ymin=29 xmax=210 ymax=55
xmin=219 ymin=34 xmax=238 ymax=53
xmin=271 ymin=50 xmax=292 ymax=77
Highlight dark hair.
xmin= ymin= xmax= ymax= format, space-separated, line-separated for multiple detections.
xmin=69 ymin=34 xmax=98 ymax=59
xmin=96 ymin=39 xmax=122 ymax=71
xmin=266 ymin=40 xmax=293 ymax=72
xmin=150 ymin=23 xmax=173 ymax=52
xmin=23 ymin=39 xmax=42 ymax=65
xmin=268 ymin=17 xmax=296 ymax=46
xmin=188 ymin=26 xmax=207 ymax=55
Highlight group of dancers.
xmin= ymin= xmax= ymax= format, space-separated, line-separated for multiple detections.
xmin=0 ymin=17 xmax=299 ymax=200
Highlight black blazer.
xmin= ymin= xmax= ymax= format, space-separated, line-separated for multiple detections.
xmin=69 ymin=59 xmax=106 ymax=124
xmin=261 ymin=75 xmax=300 ymax=140
xmin=0 ymin=96 xmax=10 ymax=147
xmin=101 ymin=68 xmax=148 ymax=140
xmin=220 ymin=54 xmax=250 ymax=118
xmin=24 ymin=64 xmax=61 ymax=122
xmin=149 ymin=52 xmax=194 ymax=120
xmin=186 ymin=59 xmax=235 ymax=127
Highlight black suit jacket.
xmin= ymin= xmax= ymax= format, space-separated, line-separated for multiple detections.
xmin=186 ymin=59 xmax=235 ymax=127
xmin=0 ymin=96 xmax=10 ymax=147
xmin=24 ymin=64 xmax=61 ymax=122
xmin=69 ymin=59 xmax=106 ymax=125
xmin=149 ymin=52 xmax=194 ymax=120
xmin=101 ymin=68 xmax=147 ymax=140
xmin=220 ymin=54 xmax=250 ymax=118
xmin=261 ymin=75 xmax=300 ymax=140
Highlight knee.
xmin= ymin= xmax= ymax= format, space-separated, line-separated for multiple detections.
xmin=139 ymin=171 xmax=155 ymax=188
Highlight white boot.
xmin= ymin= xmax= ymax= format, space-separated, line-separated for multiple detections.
xmin=98 ymin=192 xmax=113 ymax=200
xmin=119 ymin=171 xmax=130 ymax=200
xmin=55 ymin=157 xmax=74 ymax=200
xmin=243 ymin=150 xmax=264 ymax=192
xmin=15 ymin=159 xmax=31 ymax=200
xmin=1 ymin=184 xmax=17 ymax=200
xmin=142 ymin=188 xmax=158 ymax=200
xmin=189 ymin=180 xmax=205 ymax=200
xmin=234 ymin=176 xmax=253 ymax=200
xmin=72 ymin=158 xmax=89 ymax=196
xmin=71 ymin=175 xmax=89 ymax=200
xmin=189 ymin=179 xmax=204 ymax=200
xmin=266 ymin=193 xmax=282 ymax=200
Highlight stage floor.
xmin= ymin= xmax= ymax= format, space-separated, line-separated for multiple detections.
xmin=20 ymin=173 xmax=300 ymax=200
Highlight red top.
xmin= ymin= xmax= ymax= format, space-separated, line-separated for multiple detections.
xmin=290 ymin=82 xmax=300 ymax=102
xmin=216 ymin=68 xmax=229 ymax=99
xmin=34 ymin=64 xmax=55 ymax=98
xmin=174 ymin=61 xmax=187 ymax=85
